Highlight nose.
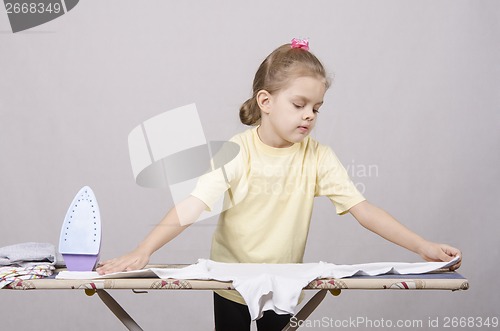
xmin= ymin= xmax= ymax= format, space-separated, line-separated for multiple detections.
xmin=303 ymin=107 xmax=316 ymax=121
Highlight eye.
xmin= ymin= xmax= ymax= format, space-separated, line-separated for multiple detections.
xmin=313 ymin=109 xmax=320 ymax=114
xmin=293 ymin=103 xmax=304 ymax=109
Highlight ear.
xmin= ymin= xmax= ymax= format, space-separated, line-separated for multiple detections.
xmin=256 ymin=90 xmax=272 ymax=114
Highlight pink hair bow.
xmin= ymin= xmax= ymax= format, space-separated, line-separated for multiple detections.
xmin=291 ymin=38 xmax=309 ymax=51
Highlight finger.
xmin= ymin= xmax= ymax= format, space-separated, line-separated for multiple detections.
xmin=449 ymin=254 xmax=462 ymax=271
xmin=449 ymin=260 xmax=461 ymax=271
xmin=437 ymin=248 xmax=453 ymax=262
xmin=96 ymin=260 xmax=113 ymax=274
xmin=125 ymin=262 xmax=140 ymax=271
xmin=113 ymin=255 xmax=145 ymax=273
xmin=98 ymin=258 xmax=128 ymax=274
xmin=99 ymin=259 xmax=116 ymax=266
xmin=125 ymin=258 xmax=146 ymax=272
xmin=443 ymin=245 xmax=460 ymax=257
xmin=108 ymin=260 xmax=132 ymax=274
xmin=96 ymin=263 xmax=114 ymax=274
xmin=439 ymin=246 xmax=462 ymax=269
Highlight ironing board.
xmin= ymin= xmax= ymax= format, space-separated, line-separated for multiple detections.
xmin=4 ymin=266 xmax=469 ymax=331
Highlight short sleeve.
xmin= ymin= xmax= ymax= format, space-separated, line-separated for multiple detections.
xmin=190 ymin=168 xmax=230 ymax=211
xmin=315 ymin=146 xmax=365 ymax=215
xmin=190 ymin=138 xmax=246 ymax=211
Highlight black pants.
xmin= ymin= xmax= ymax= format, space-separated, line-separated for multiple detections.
xmin=214 ymin=293 xmax=292 ymax=331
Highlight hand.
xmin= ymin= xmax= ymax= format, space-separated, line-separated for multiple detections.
xmin=418 ymin=241 xmax=462 ymax=271
xmin=96 ymin=249 xmax=150 ymax=275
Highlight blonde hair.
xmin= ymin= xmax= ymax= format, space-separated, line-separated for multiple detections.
xmin=240 ymin=43 xmax=331 ymax=126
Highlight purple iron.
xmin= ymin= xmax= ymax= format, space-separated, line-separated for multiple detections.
xmin=59 ymin=186 xmax=102 ymax=271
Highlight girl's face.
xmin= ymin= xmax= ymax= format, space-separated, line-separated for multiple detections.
xmin=259 ymin=76 xmax=326 ymax=148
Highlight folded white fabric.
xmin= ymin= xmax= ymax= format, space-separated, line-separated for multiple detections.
xmin=57 ymin=256 xmax=460 ymax=320
xmin=0 ymin=242 xmax=56 ymax=267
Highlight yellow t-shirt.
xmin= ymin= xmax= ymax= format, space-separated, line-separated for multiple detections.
xmin=191 ymin=127 xmax=365 ymax=304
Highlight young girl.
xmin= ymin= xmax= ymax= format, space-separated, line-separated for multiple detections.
xmin=97 ymin=39 xmax=461 ymax=331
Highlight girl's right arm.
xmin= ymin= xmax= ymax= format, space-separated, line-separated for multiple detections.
xmin=96 ymin=195 xmax=207 ymax=275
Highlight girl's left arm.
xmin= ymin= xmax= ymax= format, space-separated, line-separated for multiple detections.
xmin=349 ymin=200 xmax=462 ymax=270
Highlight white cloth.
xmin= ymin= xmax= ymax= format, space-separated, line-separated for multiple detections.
xmin=174 ymin=258 xmax=460 ymax=319
xmin=57 ymin=257 xmax=460 ymax=320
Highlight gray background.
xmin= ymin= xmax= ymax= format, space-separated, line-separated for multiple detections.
xmin=1 ymin=1 xmax=499 ymax=330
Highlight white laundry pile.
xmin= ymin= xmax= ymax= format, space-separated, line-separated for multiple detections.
xmin=0 ymin=242 xmax=58 ymax=288
xmin=57 ymin=257 xmax=460 ymax=320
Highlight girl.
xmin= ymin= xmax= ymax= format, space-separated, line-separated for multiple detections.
xmin=97 ymin=39 xmax=462 ymax=331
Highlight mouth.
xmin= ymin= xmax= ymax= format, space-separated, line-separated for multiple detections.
xmin=297 ymin=125 xmax=310 ymax=133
